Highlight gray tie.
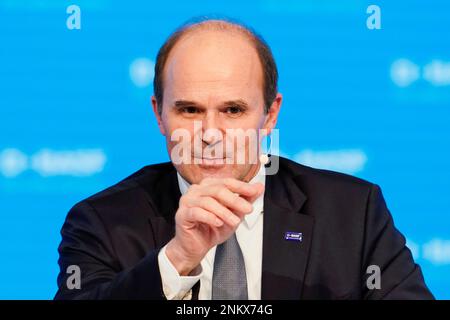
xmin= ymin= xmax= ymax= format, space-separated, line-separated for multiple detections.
xmin=212 ymin=232 xmax=248 ymax=300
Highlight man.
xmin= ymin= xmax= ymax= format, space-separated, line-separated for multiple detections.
xmin=55 ymin=18 xmax=434 ymax=300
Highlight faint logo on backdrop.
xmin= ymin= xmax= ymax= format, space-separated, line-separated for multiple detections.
xmin=390 ymin=59 xmax=421 ymax=88
xmin=408 ymin=238 xmax=450 ymax=266
xmin=423 ymin=239 xmax=450 ymax=265
xmin=0 ymin=149 xmax=28 ymax=177
xmin=391 ymin=59 xmax=450 ymax=87
xmin=294 ymin=149 xmax=367 ymax=175
xmin=129 ymin=58 xmax=155 ymax=88
xmin=423 ymin=60 xmax=450 ymax=86
xmin=0 ymin=148 xmax=106 ymax=177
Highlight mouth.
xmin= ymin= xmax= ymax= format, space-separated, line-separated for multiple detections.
xmin=193 ymin=156 xmax=227 ymax=168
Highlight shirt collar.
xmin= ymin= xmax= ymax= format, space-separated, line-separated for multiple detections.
xmin=176 ymin=164 xmax=266 ymax=229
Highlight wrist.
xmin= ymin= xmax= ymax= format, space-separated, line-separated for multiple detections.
xmin=165 ymin=238 xmax=201 ymax=276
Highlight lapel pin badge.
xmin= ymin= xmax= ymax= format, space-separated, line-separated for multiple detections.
xmin=285 ymin=231 xmax=303 ymax=242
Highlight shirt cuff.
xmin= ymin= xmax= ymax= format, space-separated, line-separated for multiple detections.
xmin=158 ymin=244 xmax=203 ymax=300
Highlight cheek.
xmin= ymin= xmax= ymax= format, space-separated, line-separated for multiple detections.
xmin=220 ymin=116 xmax=266 ymax=138
xmin=162 ymin=115 xmax=192 ymax=140
xmin=163 ymin=120 xmax=197 ymax=158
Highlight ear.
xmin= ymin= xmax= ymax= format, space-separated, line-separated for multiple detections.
xmin=151 ymin=95 xmax=166 ymax=136
xmin=262 ymin=93 xmax=282 ymax=135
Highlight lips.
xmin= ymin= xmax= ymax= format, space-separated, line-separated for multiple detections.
xmin=201 ymin=157 xmax=225 ymax=165
xmin=193 ymin=156 xmax=227 ymax=167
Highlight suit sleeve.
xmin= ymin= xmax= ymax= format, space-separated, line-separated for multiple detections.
xmin=361 ymin=184 xmax=434 ymax=299
xmin=54 ymin=201 xmax=166 ymax=300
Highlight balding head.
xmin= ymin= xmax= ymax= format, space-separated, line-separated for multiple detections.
xmin=150 ymin=18 xmax=282 ymax=184
xmin=153 ymin=18 xmax=278 ymax=114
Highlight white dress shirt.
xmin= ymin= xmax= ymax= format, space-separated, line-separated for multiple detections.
xmin=157 ymin=164 xmax=266 ymax=300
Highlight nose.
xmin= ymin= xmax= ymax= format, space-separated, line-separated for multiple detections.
xmin=202 ymin=111 xmax=223 ymax=146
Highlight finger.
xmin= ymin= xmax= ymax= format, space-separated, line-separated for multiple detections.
xmin=191 ymin=196 xmax=241 ymax=227
xmin=240 ymin=182 xmax=264 ymax=203
xmin=199 ymin=177 xmax=222 ymax=186
xmin=202 ymin=178 xmax=264 ymax=201
xmin=200 ymin=185 xmax=253 ymax=216
xmin=186 ymin=207 xmax=224 ymax=228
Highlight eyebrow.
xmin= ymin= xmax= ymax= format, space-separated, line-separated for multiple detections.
xmin=173 ymin=99 xmax=250 ymax=109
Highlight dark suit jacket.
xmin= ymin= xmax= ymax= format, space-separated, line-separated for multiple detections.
xmin=55 ymin=156 xmax=434 ymax=299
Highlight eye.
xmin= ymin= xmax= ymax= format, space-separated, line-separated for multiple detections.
xmin=225 ymin=106 xmax=244 ymax=115
xmin=180 ymin=106 xmax=199 ymax=114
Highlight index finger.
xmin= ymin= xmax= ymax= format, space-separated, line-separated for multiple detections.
xmin=202 ymin=177 xmax=264 ymax=200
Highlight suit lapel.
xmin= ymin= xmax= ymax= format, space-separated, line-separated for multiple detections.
xmin=142 ymin=164 xmax=180 ymax=248
xmin=261 ymin=169 xmax=314 ymax=299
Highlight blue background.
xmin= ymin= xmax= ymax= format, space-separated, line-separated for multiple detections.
xmin=0 ymin=0 xmax=449 ymax=299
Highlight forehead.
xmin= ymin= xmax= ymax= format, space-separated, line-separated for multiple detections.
xmin=163 ymin=30 xmax=264 ymax=103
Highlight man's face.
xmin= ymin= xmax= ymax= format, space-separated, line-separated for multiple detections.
xmin=152 ymin=30 xmax=281 ymax=184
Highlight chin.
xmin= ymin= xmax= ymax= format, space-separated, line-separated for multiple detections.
xmin=195 ymin=165 xmax=235 ymax=180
